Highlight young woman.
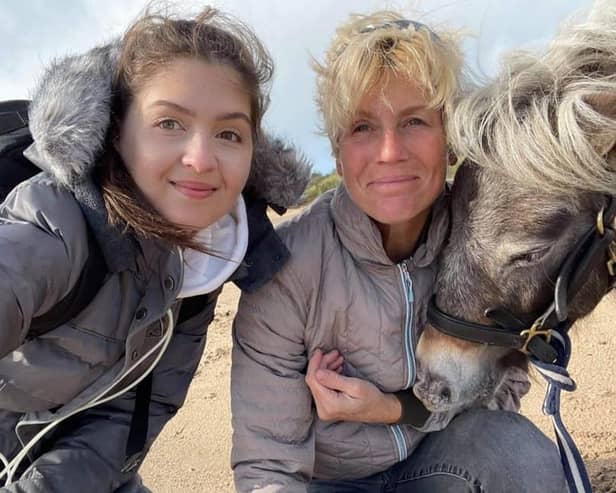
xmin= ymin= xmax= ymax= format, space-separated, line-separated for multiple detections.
xmin=0 ymin=7 xmax=308 ymax=493
xmin=231 ymin=11 xmax=567 ymax=493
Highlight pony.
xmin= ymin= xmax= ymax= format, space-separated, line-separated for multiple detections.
xmin=414 ymin=0 xmax=616 ymax=418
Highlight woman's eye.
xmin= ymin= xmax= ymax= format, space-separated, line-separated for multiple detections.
xmin=218 ymin=130 xmax=242 ymax=143
xmin=351 ymin=123 xmax=372 ymax=134
xmin=404 ymin=117 xmax=425 ymax=127
xmin=156 ymin=119 xmax=183 ymax=131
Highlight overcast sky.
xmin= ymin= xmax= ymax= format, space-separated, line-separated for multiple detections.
xmin=1 ymin=0 xmax=594 ymax=173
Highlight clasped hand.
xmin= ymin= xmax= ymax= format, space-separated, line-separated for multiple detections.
xmin=304 ymin=349 xmax=402 ymax=424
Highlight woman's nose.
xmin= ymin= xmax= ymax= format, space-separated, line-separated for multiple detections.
xmin=377 ymin=129 xmax=407 ymax=164
xmin=181 ymin=134 xmax=217 ymax=173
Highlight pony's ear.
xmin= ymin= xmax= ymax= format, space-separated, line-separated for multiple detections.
xmin=585 ymin=92 xmax=616 ymax=158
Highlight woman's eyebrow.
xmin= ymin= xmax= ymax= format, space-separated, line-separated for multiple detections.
xmin=149 ymin=100 xmax=196 ymax=117
xmin=355 ymin=104 xmax=431 ymax=119
xmin=217 ymin=112 xmax=252 ymax=126
xmin=148 ymin=100 xmax=251 ymax=125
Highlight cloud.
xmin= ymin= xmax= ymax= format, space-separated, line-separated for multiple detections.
xmin=0 ymin=0 xmax=594 ymax=173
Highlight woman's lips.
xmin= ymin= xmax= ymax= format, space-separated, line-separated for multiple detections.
xmin=170 ymin=180 xmax=217 ymax=199
xmin=368 ymin=175 xmax=419 ymax=188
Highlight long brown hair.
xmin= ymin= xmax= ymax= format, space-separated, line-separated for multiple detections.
xmin=100 ymin=6 xmax=273 ymax=251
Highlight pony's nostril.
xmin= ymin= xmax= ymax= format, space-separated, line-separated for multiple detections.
xmin=413 ymin=371 xmax=454 ymax=409
xmin=439 ymin=386 xmax=451 ymax=402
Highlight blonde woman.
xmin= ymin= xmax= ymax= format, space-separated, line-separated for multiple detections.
xmin=231 ymin=12 xmax=566 ymax=492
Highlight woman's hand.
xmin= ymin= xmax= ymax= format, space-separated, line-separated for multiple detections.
xmin=305 ymin=349 xmax=402 ymax=424
xmin=319 ymin=348 xmax=345 ymax=374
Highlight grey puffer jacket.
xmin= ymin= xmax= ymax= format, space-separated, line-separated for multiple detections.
xmin=231 ymin=185 xmax=530 ymax=493
xmin=0 ymin=45 xmax=310 ymax=492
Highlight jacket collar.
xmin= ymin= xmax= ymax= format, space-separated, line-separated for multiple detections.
xmin=330 ymin=184 xmax=450 ymax=269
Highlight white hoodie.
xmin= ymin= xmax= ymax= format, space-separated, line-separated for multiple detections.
xmin=178 ymin=195 xmax=248 ymax=298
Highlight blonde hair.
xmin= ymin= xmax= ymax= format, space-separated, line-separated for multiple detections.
xmin=313 ymin=11 xmax=464 ymax=155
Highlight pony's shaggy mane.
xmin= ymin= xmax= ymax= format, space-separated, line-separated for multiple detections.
xmin=448 ymin=0 xmax=616 ymax=196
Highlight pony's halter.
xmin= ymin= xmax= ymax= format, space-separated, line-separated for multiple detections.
xmin=427 ymin=196 xmax=616 ymax=363
xmin=427 ymin=198 xmax=616 ymax=493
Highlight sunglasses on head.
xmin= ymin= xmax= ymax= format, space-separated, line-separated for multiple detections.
xmin=359 ymin=19 xmax=440 ymax=41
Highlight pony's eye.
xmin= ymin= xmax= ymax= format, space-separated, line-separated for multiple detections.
xmin=510 ymin=247 xmax=550 ymax=266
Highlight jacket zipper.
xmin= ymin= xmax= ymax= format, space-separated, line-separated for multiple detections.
xmin=398 ymin=261 xmax=416 ymax=389
xmin=389 ymin=261 xmax=415 ymax=462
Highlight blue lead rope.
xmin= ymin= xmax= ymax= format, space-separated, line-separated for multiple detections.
xmin=530 ymin=331 xmax=593 ymax=493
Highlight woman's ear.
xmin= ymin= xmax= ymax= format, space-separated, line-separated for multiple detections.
xmin=335 ymin=159 xmax=343 ymax=176
xmin=447 ymin=148 xmax=458 ymax=167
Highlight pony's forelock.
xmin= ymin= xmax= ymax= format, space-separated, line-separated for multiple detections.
xmin=448 ymin=0 xmax=616 ymax=196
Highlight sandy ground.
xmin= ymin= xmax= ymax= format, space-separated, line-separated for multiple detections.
xmin=141 ymin=211 xmax=616 ymax=493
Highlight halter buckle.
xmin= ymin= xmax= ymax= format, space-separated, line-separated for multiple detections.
xmin=520 ymin=321 xmax=552 ymax=354
xmin=597 ymin=206 xmax=607 ymax=236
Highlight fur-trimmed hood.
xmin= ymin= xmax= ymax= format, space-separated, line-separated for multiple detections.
xmin=25 ymin=42 xmax=311 ymax=210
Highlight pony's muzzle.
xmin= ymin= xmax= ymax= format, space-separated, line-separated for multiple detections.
xmin=413 ymin=366 xmax=453 ymax=411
